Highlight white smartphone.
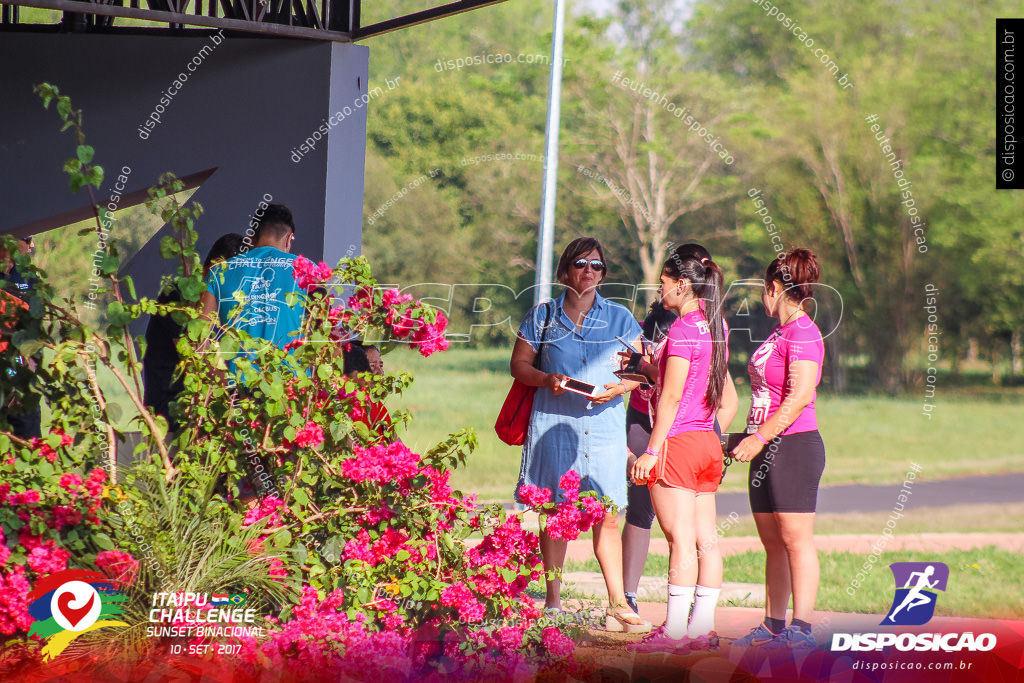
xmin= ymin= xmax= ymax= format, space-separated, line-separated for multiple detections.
xmin=560 ymin=377 xmax=598 ymax=398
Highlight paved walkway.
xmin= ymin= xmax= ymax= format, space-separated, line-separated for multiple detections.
xmin=558 ymin=532 xmax=1024 ymax=563
xmin=488 ymin=472 xmax=1024 ymax=516
xmin=713 ymin=472 xmax=1024 ymax=518
xmin=618 ymin=604 xmax=1024 ymax=643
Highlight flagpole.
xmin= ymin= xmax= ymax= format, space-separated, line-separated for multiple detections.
xmin=533 ymin=0 xmax=566 ymax=306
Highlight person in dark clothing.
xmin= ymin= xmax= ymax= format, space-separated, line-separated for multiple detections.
xmin=143 ymin=234 xmax=244 ymax=428
xmin=0 ymin=237 xmax=41 ymax=439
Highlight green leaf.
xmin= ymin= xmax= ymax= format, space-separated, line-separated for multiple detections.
xmin=76 ymin=145 xmax=94 ymax=164
xmin=11 ymin=330 xmax=45 ymax=358
xmin=107 ymin=301 xmax=132 ymax=326
xmin=94 ymin=533 xmax=115 ymax=550
xmin=292 ymin=488 xmax=309 ymax=506
xmin=56 ymin=96 xmax=71 ymax=120
xmin=88 ymin=165 xmax=104 ymax=188
xmin=100 ymin=254 xmax=119 ymax=276
xmin=179 ymin=278 xmax=205 ymax=302
xmin=123 ymin=276 xmax=136 ymax=300
xmin=328 ymin=421 xmax=350 ymax=442
xmin=159 ymin=235 xmax=181 ymax=259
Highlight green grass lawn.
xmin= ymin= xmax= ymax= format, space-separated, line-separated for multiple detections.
xmin=386 ymin=346 xmax=1024 ymax=500
xmin=564 ymin=547 xmax=1024 ymax=619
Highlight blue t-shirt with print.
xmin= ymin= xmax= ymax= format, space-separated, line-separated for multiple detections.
xmin=204 ymin=246 xmax=304 ymax=355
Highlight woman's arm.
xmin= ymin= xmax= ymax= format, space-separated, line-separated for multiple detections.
xmin=631 ymin=356 xmax=690 ymax=483
xmin=510 ymin=336 xmax=566 ymax=394
xmin=731 ymin=359 xmax=818 ymax=461
xmin=716 ymin=371 xmax=738 ymax=431
xmin=593 ymin=333 xmax=644 ymax=404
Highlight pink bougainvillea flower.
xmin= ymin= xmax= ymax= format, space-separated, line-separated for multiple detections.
xmin=27 ymin=429 xmax=73 ymax=463
xmin=26 ymin=542 xmax=70 ymax=576
xmin=381 ymin=288 xmax=413 ymax=308
xmin=544 ymin=504 xmax=583 ymax=541
xmin=410 ymin=311 xmax=449 ymax=357
xmin=341 ymin=442 xmax=421 ymax=485
xmin=81 ymin=468 xmax=107 ymax=500
xmin=243 ymin=496 xmax=285 ymax=528
xmin=558 ymin=469 xmax=581 ymax=503
xmin=8 ymin=490 xmax=40 ymax=506
xmin=50 ymin=505 xmax=83 ymax=530
xmin=0 ymin=567 xmax=33 ymax=635
xmin=580 ymin=495 xmax=607 ymax=528
xmin=95 ymin=549 xmax=140 ymax=587
xmin=440 ymin=583 xmax=485 ymax=623
xmin=541 ymin=626 xmax=576 ymax=657
xmin=347 ymin=286 xmax=375 ymax=310
xmin=290 ymin=422 xmax=325 ymax=449
xmin=58 ymin=473 xmax=83 ymax=494
xmin=292 ymin=255 xmax=334 ymax=291
xmin=517 ymin=484 xmax=552 ymax=508
xmin=391 ymin=311 xmax=420 ymax=339
xmin=342 ymin=529 xmax=377 ymax=565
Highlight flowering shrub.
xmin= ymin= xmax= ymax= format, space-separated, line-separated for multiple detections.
xmin=0 ymin=84 xmax=599 ymax=679
xmin=0 ymin=430 xmax=113 ymax=637
xmin=518 ymin=470 xmax=608 ymax=541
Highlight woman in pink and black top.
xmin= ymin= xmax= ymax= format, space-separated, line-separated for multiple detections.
xmin=731 ymin=248 xmax=826 ymax=651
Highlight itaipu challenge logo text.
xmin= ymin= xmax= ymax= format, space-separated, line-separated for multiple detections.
xmin=27 ymin=569 xmax=129 ymax=660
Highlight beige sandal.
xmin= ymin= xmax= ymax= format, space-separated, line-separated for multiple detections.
xmin=606 ymin=607 xmax=653 ymax=634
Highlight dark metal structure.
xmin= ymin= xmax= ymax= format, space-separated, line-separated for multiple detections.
xmin=0 ymin=0 xmax=504 ymax=41
xmin=1 ymin=0 xmax=507 ymax=326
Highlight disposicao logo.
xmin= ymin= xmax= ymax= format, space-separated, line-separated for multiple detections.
xmin=883 ymin=561 xmax=948 ymax=626
xmin=27 ymin=569 xmax=129 ymax=660
xmin=831 ymin=561 xmax=996 ymax=653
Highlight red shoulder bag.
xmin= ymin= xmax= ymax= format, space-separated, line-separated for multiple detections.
xmin=494 ymin=302 xmax=553 ymax=446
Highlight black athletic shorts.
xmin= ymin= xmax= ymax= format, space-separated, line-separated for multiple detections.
xmin=747 ymin=430 xmax=826 ymax=513
xmin=625 ymin=405 xmax=655 ymax=529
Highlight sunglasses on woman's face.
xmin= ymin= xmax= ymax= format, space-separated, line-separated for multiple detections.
xmin=572 ymin=258 xmax=606 ymax=272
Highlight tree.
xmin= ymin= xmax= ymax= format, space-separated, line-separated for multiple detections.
xmin=565 ymin=0 xmax=749 ymax=296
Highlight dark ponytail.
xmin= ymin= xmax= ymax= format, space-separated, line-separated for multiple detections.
xmin=662 ymin=245 xmax=726 ymax=410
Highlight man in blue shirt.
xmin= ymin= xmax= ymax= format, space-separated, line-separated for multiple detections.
xmin=200 ymin=204 xmax=304 ymax=364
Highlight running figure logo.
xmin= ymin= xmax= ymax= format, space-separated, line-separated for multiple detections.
xmin=882 ymin=562 xmax=949 ymax=626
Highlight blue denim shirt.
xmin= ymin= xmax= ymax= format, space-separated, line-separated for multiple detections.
xmin=515 ymin=291 xmax=642 ymax=507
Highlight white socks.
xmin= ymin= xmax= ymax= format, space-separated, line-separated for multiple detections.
xmin=687 ymin=584 xmax=721 ymax=637
xmin=665 ymin=584 xmax=696 ymax=639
